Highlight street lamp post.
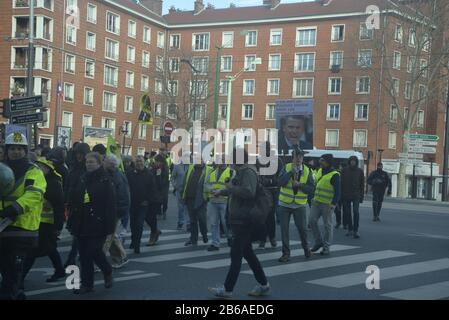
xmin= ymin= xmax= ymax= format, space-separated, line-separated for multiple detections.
xmin=121 ymin=125 xmax=129 ymax=155
xmin=26 ymin=0 xmax=37 ymax=148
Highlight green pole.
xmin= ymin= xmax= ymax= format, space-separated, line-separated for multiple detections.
xmin=213 ymin=46 xmax=221 ymax=129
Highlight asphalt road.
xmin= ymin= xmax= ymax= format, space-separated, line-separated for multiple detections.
xmin=22 ymin=195 xmax=449 ymax=300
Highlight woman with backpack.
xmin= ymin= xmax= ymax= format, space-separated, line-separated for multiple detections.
xmin=208 ymin=148 xmax=270 ymax=298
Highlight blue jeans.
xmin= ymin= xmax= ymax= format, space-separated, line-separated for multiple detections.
xmin=207 ymin=202 xmax=229 ymax=247
xmin=278 ymin=205 xmax=309 ymax=256
xmin=176 ymin=191 xmax=189 ymax=226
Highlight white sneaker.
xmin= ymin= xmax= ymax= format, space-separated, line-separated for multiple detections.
xmin=248 ymin=283 xmax=271 ymax=297
xmin=112 ymin=258 xmax=129 ymax=269
xmin=208 ymin=285 xmax=232 ymax=299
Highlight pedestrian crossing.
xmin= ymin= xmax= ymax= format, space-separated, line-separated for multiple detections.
xmin=25 ymin=229 xmax=449 ymax=300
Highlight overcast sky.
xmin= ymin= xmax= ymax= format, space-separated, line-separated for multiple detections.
xmin=162 ymin=0 xmax=311 ymax=14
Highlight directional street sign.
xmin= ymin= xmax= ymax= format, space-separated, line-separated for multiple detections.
xmin=11 ymin=112 xmax=45 ymax=125
xmin=408 ymin=146 xmax=437 ymax=154
xmin=9 ymin=95 xmax=43 ymax=113
xmin=409 ymin=140 xmax=438 ymax=147
xmin=398 ymin=153 xmax=424 ymax=159
xmin=408 ymin=134 xmax=439 ymax=141
xmin=399 ymin=159 xmax=423 ymax=165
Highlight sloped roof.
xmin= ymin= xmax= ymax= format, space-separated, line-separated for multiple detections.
xmin=107 ymin=0 xmax=167 ymax=25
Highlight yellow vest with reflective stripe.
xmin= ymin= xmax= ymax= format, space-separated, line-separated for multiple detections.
xmin=314 ymin=168 xmax=322 ymax=182
xmin=0 ymin=165 xmax=46 ymax=232
xmin=279 ymin=164 xmax=310 ymax=205
xmin=208 ymin=167 xmax=230 ymax=200
xmin=314 ymin=170 xmax=339 ymax=205
xmin=183 ymin=164 xmax=209 ymax=200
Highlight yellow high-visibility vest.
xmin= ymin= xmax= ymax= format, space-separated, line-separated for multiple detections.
xmin=314 ymin=170 xmax=339 ymax=205
xmin=279 ymin=164 xmax=310 ymax=205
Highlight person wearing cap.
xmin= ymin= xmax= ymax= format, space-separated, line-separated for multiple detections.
xmin=0 ymin=133 xmax=47 ymax=300
xmin=310 ymin=153 xmax=341 ymax=256
xmin=277 ymin=148 xmax=315 ymax=262
xmin=22 ymin=158 xmax=65 ymax=283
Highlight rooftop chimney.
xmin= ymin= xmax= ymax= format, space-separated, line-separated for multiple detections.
xmin=194 ymin=0 xmax=205 ymax=15
xmin=169 ymin=5 xmax=176 ymax=14
xmin=263 ymin=0 xmax=281 ymax=9
xmin=139 ymin=0 xmax=163 ymax=16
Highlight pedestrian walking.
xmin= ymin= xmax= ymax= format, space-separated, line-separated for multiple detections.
xmin=277 ymin=148 xmax=314 ymax=262
xmin=208 ymin=148 xmax=270 ymax=298
xmin=22 ymin=158 xmax=66 ymax=283
xmin=68 ymin=152 xmax=116 ymax=294
xmin=171 ymin=154 xmax=190 ymax=231
xmin=341 ymin=156 xmax=365 ymax=238
xmin=310 ymin=154 xmax=341 ymax=256
xmin=127 ymin=156 xmax=156 ymax=253
xmin=367 ymin=162 xmax=392 ymax=222
xmin=103 ymin=155 xmax=130 ymax=268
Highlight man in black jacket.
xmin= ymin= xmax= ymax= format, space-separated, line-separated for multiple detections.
xmin=367 ymin=163 xmax=392 ymax=222
xmin=341 ymin=156 xmax=365 ymax=238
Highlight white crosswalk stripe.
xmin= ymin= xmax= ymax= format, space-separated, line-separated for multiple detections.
xmin=307 ymin=258 xmax=449 ymax=288
xmin=382 ymin=281 xmax=449 ymax=300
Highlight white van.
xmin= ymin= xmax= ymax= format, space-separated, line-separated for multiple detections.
xmin=302 ymin=150 xmax=365 ymax=170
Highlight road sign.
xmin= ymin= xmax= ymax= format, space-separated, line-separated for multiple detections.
xmin=408 ymin=134 xmax=439 ymax=141
xmin=398 ymin=153 xmax=424 ymax=159
xmin=163 ymin=121 xmax=174 ymax=136
xmin=399 ymin=159 xmax=423 ymax=165
xmin=409 ymin=140 xmax=438 ymax=147
xmin=9 ymin=95 xmax=43 ymax=113
xmin=408 ymin=146 xmax=436 ymax=154
xmin=11 ymin=112 xmax=45 ymax=125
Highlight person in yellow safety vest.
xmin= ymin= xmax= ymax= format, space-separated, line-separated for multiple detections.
xmin=277 ymin=148 xmax=315 ymax=262
xmin=202 ymin=162 xmax=215 ymax=201
xmin=309 ymin=153 xmax=341 ymax=256
xmin=22 ymin=158 xmax=66 ymax=283
xmin=0 ymin=133 xmax=46 ymax=300
xmin=205 ymin=160 xmax=231 ymax=251
xmin=182 ymin=163 xmax=208 ymax=246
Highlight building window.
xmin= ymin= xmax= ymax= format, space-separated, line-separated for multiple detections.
xmin=85 ymin=59 xmax=95 ymax=78
xmin=191 ymin=80 xmax=208 ymax=98
xmin=409 ymin=28 xmax=416 ymax=47
xmin=66 ymin=25 xmax=76 ymax=45
xmin=221 ymin=56 xmax=232 ymax=72
xmin=242 ymin=128 xmax=252 ymax=144
xmin=393 ymin=51 xmax=401 ymax=70
xmin=62 ymin=111 xmax=73 ymax=127
xmin=170 ymin=34 xmax=180 ymax=49
xmin=420 ymin=59 xmax=428 ymax=77
xmin=65 ymin=54 xmax=75 ymax=74
xmin=123 ymin=121 xmax=132 ymax=137
xmin=127 ymin=46 xmax=135 ymax=63
xmin=104 ymin=65 xmax=118 ymax=87
xmin=359 ymin=22 xmax=373 ymax=40
xmin=355 ymin=103 xmax=369 ymax=121
xmin=330 ymin=51 xmax=343 ymax=69
xmin=102 ymin=117 xmax=116 ymax=134
xmin=407 ymin=56 xmax=415 ymax=73
xmin=138 ymin=124 xmax=147 ymax=139
xmin=267 ymin=79 xmax=280 ymax=95
xmin=244 ymin=55 xmax=257 ymax=71
xmin=105 ymin=38 xmax=119 ymax=61
xmin=331 ymin=25 xmax=345 ymax=42
xmin=358 ymin=49 xmax=372 ymax=67
xmin=168 ymin=57 xmax=179 ymax=73
xmin=141 ymin=75 xmax=149 ymax=92
xmin=152 ymin=126 xmax=161 ymax=141
xmin=84 ymin=87 xmax=93 ymax=106
xmin=143 ymin=26 xmax=151 ymax=43
xmin=125 ymin=71 xmax=134 ymax=89
xmin=327 ymin=103 xmax=340 ymax=121
xmin=295 ymin=53 xmax=315 ymax=72
xmin=328 ymin=77 xmax=342 ymax=95
xmin=388 ymin=131 xmax=397 ymax=149
xmin=106 ymin=11 xmax=120 ymax=34
xmin=353 ymin=129 xmax=368 ymax=147
xmin=325 ymin=129 xmax=339 ymax=147
xmin=391 ymin=78 xmax=400 ymax=97
xmin=266 ymin=104 xmax=275 ymax=120
xmin=168 ymin=80 xmax=178 ymax=96
xmin=404 ymin=107 xmax=410 ymax=122
xmin=243 ymin=80 xmax=255 ymax=96
xmin=103 ymin=91 xmax=117 ymax=112
xmin=82 ymin=114 xmax=92 ymax=127
xmin=418 ymin=85 xmax=427 ymax=100
xmin=156 ymin=56 xmax=164 ymax=72
xmin=86 ymin=32 xmax=96 ymax=51
xmin=293 ymin=78 xmax=314 ymax=98
xmin=296 ymin=27 xmax=317 ymax=47
xmin=245 ymin=31 xmax=257 ymax=47
xmin=217 ymin=104 xmax=227 ymax=119
xmin=356 ymin=76 xmax=370 ymax=94
xmin=124 ymin=96 xmax=133 ymax=113
xmin=37 ymin=108 xmax=49 ymax=128
xmin=193 ymin=33 xmax=210 ymax=51
xmin=191 ymin=105 xmax=206 ymax=121
xmin=63 ymin=83 xmax=74 ymax=102
xmin=142 ymin=51 xmax=150 ymax=68
xmin=155 ymin=79 xmax=163 ymax=94
xmin=417 ymin=110 xmax=425 ymax=127
xmin=405 ymin=82 xmax=412 ymax=100
xmin=154 ymin=103 xmax=162 ymax=117
xmin=390 ymin=105 xmax=398 ymax=122
xmin=128 ymin=20 xmax=136 ymax=38
xmin=222 ymin=31 xmax=234 ymax=48
xmin=157 ymin=32 xmax=165 ymax=48
xmin=268 ymin=54 xmax=281 ymax=71
xmin=87 ymin=3 xmax=97 ymax=24
xmin=192 ymin=56 xmax=209 ymax=74
xmin=219 ymin=80 xmax=229 ymax=96
xmin=270 ymin=29 xmax=282 ymax=45
xmin=423 ymin=33 xmax=430 ymax=52
xmin=394 ymin=24 xmax=403 ymax=43
xmin=242 ymin=104 xmax=254 ymax=120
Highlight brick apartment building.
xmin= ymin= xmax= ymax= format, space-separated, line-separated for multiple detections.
xmin=0 ymin=0 xmax=447 ymax=197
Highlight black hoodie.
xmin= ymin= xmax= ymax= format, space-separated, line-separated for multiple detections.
xmin=65 ymin=143 xmax=90 ymax=205
xmin=341 ymin=156 xmax=365 ymax=201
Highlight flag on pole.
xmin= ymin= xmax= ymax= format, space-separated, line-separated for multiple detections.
xmin=139 ymin=93 xmax=153 ymax=125
xmin=106 ymin=134 xmax=124 ymax=172
xmin=56 ymin=81 xmax=63 ymax=98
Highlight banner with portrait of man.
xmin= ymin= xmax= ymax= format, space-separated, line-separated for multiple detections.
xmin=275 ymin=99 xmax=314 ymax=155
